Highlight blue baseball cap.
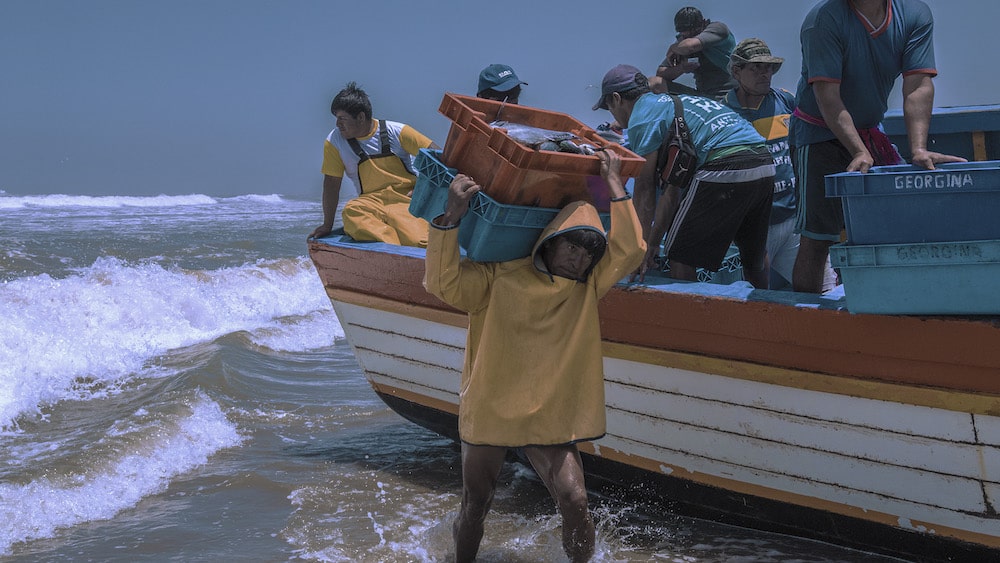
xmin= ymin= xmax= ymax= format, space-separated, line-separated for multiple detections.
xmin=477 ymin=64 xmax=526 ymax=95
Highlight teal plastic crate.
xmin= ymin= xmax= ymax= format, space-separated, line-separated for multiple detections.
xmin=410 ymin=149 xmax=611 ymax=262
xmin=460 ymin=192 xmax=611 ymax=262
xmin=825 ymin=161 xmax=1000 ymax=244
xmin=409 ymin=148 xmax=456 ymax=223
xmin=829 ymin=240 xmax=1000 ymax=315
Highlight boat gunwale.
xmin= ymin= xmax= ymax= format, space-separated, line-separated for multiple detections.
xmin=309 ymin=236 xmax=1000 ymax=400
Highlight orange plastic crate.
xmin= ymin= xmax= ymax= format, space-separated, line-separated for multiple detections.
xmin=438 ymin=93 xmax=645 ymax=211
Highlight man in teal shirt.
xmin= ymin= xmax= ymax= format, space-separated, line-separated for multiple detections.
xmin=789 ymin=0 xmax=965 ymax=293
xmin=595 ymin=64 xmax=774 ymax=288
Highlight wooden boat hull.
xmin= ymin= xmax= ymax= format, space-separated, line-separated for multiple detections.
xmin=309 ymin=235 xmax=1000 ymax=561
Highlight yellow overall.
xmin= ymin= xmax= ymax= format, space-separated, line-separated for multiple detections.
xmin=342 ymin=121 xmax=429 ymax=247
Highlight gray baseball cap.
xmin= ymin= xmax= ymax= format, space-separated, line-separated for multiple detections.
xmin=593 ymin=64 xmax=648 ymax=111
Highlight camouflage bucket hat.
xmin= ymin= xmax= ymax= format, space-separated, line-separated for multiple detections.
xmin=730 ymin=38 xmax=785 ymax=66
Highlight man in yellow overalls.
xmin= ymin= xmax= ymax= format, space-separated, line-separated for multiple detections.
xmin=308 ymin=81 xmax=439 ymax=246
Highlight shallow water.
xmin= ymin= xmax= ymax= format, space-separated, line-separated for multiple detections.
xmin=0 ymin=193 xmax=908 ymax=562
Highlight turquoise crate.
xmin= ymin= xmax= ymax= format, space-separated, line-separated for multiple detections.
xmin=410 ymin=149 xmax=611 ymax=262
xmin=460 ymin=192 xmax=611 ymax=262
xmin=829 ymin=240 xmax=1000 ymax=315
xmin=825 ymin=161 xmax=1000 ymax=244
xmin=409 ymin=148 xmax=456 ymax=223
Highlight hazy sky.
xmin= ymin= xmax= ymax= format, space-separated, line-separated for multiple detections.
xmin=2 ymin=1 xmax=996 ymax=198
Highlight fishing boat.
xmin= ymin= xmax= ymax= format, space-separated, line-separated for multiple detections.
xmin=307 ymin=104 xmax=1000 ymax=562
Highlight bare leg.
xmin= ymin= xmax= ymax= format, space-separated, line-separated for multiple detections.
xmin=792 ymin=237 xmax=835 ymax=293
xmin=667 ymin=259 xmax=698 ymax=282
xmin=523 ymin=445 xmax=595 ymax=563
xmin=741 ymin=265 xmax=769 ymax=290
xmin=454 ymin=443 xmax=507 ymax=563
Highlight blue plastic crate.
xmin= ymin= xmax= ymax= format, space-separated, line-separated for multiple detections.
xmin=410 ymin=149 xmax=611 ymax=262
xmin=409 ymin=148 xmax=456 ymax=223
xmin=460 ymin=192 xmax=611 ymax=262
xmin=825 ymin=161 xmax=1000 ymax=244
xmin=829 ymin=240 xmax=1000 ymax=315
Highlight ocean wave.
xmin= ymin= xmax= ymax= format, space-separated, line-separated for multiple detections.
xmin=0 ymin=193 xmax=220 ymax=210
xmin=0 ymin=192 xmax=307 ymax=211
xmin=246 ymin=310 xmax=345 ymax=352
xmin=0 ymin=393 xmax=244 ymax=556
xmin=0 ymin=256 xmax=338 ymax=429
xmin=221 ymin=194 xmax=288 ymax=204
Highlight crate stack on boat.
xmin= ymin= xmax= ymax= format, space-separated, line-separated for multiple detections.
xmin=409 ymin=93 xmax=645 ymax=262
xmin=825 ymin=161 xmax=1000 ymax=314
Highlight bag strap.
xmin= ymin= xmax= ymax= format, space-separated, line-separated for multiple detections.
xmin=655 ymin=95 xmax=691 ymax=183
xmin=668 ymin=94 xmax=693 ymax=147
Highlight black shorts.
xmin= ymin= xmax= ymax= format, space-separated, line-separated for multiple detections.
xmin=792 ymin=139 xmax=852 ymax=241
xmin=664 ymin=148 xmax=774 ymax=272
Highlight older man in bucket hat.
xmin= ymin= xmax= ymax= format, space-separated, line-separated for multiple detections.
xmin=723 ymin=38 xmax=838 ymax=292
xmin=594 ymin=63 xmax=775 ymax=288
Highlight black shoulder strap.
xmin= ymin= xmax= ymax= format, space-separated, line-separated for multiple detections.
xmin=346 ymin=136 xmax=369 ymax=164
xmin=345 ymin=120 xmax=416 ymax=192
xmin=377 ymin=119 xmax=417 ymax=175
xmin=655 ymin=95 xmax=686 ymax=177
xmin=345 ymin=119 xmax=392 ymax=163
xmin=377 ymin=119 xmax=393 ymax=157
xmin=344 ymin=127 xmax=374 ymax=193
xmin=668 ymin=94 xmax=692 ymax=144
xmin=654 ymin=94 xmax=698 ymax=190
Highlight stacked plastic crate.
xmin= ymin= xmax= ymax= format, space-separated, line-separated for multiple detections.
xmin=409 ymin=148 xmax=610 ymax=262
xmin=825 ymin=161 xmax=1000 ymax=314
xmin=409 ymin=93 xmax=643 ymax=262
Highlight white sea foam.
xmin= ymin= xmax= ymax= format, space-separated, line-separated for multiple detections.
xmin=224 ymin=193 xmax=288 ymax=204
xmin=0 ymin=193 xmax=220 ymax=210
xmin=0 ymin=393 xmax=244 ymax=556
xmin=0 ymin=255 xmax=337 ymax=429
xmin=247 ymin=309 xmax=345 ymax=352
xmin=0 ymin=192 xmax=304 ymax=211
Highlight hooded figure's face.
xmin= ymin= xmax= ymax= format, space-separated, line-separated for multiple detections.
xmin=532 ymin=201 xmax=608 ymax=282
xmin=542 ymin=235 xmax=598 ymax=281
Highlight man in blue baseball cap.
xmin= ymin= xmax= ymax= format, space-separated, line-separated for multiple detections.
xmin=477 ymin=63 xmax=527 ymax=104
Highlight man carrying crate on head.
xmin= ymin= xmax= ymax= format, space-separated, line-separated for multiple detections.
xmin=424 ymin=150 xmax=645 ymax=563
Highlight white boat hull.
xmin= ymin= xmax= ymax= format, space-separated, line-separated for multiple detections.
xmin=329 ymin=297 xmax=1000 ymax=550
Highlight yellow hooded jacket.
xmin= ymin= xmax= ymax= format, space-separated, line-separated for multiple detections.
xmin=424 ymin=198 xmax=645 ymax=447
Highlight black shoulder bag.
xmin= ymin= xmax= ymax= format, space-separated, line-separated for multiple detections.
xmin=655 ymin=94 xmax=698 ymax=191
